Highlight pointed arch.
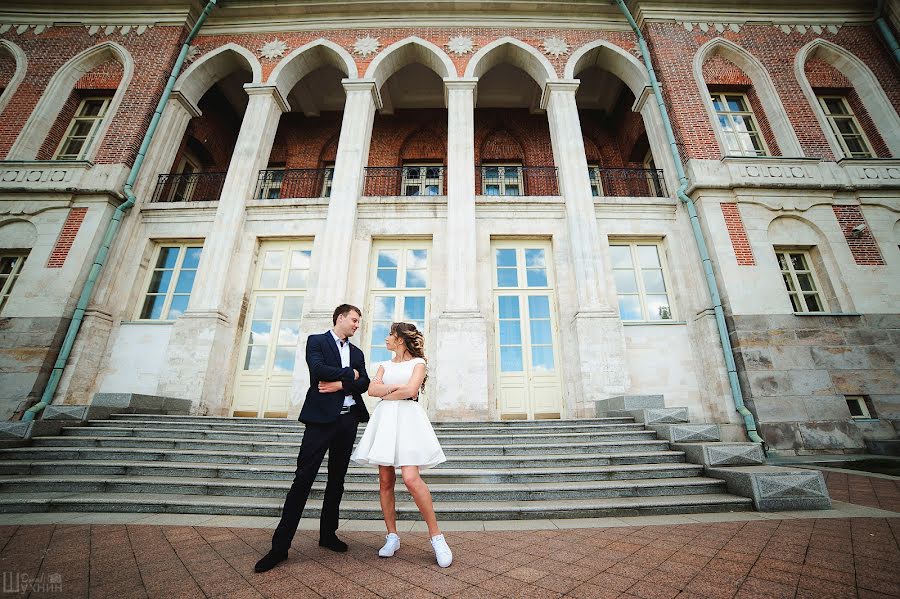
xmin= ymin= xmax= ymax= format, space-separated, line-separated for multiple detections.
xmin=464 ymin=37 xmax=556 ymax=91
xmin=365 ymin=36 xmax=456 ymax=92
xmin=0 ymin=40 xmax=27 ymax=118
xmin=269 ymin=39 xmax=358 ymax=100
xmin=399 ymin=123 xmax=447 ymax=162
xmin=174 ymin=43 xmax=262 ymax=107
xmin=565 ymin=39 xmax=648 ymax=98
xmin=795 ymin=38 xmax=900 ymax=158
xmin=480 ymin=128 xmax=525 ymax=161
xmin=694 ymin=37 xmax=802 ymax=157
xmin=9 ymin=41 xmax=134 ymax=160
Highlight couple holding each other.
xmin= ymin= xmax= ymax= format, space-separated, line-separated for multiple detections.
xmin=255 ymin=304 xmax=452 ymax=573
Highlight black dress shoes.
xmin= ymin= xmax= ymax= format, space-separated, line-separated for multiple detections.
xmin=318 ymin=535 xmax=348 ymax=552
xmin=254 ymin=549 xmax=288 ymax=573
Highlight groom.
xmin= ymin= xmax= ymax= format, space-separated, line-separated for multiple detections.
xmin=255 ymin=304 xmax=371 ymax=573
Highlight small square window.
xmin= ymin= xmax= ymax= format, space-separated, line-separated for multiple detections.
xmin=846 ymin=395 xmax=874 ymax=419
xmin=481 ymin=164 xmax=523 ymax=196
xmin=401 ymin=163 xmax=443 ymax=196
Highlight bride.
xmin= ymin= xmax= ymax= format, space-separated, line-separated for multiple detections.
xmin=350 ymin=322 xmax=452 ymax=567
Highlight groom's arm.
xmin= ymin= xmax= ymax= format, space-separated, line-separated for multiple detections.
xmin=307 ymin=336 xmax=354 ymax=383
xmin=342 ymin=350 xmax=370 ymax=394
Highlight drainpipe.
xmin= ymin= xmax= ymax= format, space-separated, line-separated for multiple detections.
xmin=613 ymin=0 xmax=765 ymax=446
xmin=876 ymin=0 xmax=900 ymax=64
xmin=22 ymin=0 xmax=219 ymax=421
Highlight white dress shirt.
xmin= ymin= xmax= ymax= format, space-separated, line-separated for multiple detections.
xmin=329 ymin=330 xmax=356 ymax=408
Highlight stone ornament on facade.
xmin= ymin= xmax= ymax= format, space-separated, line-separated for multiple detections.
xmin=184 ymin=45 xmax=200 ymax=63
xmin=84 ymin=24 xmax=153 ymax=36
xmin=778 ymin=24 xmax=841 ymax=34
xmin=259 ymin=39 xmax=288 ymax=60
xmin=353 ymin=36 xmax=380 ymax=57
xmin=447 ymin=35 xmax=474 ymax=55
xmin=680 ymin=22 xmax=742 ymax=33
xmin=0 ymin=24 xmax=51 ymax=35
xmin=542 ymin=37 xmax=569 ymax=57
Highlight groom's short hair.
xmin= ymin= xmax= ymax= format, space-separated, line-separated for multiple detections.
xmin=333 ymin=304 xmax=361 ymax=324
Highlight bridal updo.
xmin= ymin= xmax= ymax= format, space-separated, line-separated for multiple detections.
xmin=390 ymin=322 xmax=427 ymax=389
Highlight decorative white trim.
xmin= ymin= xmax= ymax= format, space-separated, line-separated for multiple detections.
xmin=364 ymin=36 xmax=456 ymax=91
xmin=8 ymin=41 xmax=134 ymax=162
xmin=542 ymin=37 xmax=569 ymax=57
xmin=173 ymin=43 xmax=263 ymax=107
xmin=0 ymin=40 xmax=27 ymax=118
xmin=268 ymin=39 xmax=358 ymax=100
xmin=464 ymin=36 xmax=556 ymax=90
xmin=184 ymin=45 xmax=200 ymax=63
xmin=564 ymin=39 xmax=648 ymax=97
xmin=259 ymin=39 xmax=288 ymax=60
xmin=353 ymin=36 xmax=380 ymax=57
xmin=447 ymin=36 xmax=474 ymax=55
xmin=84 ymin=24 xmax=155 ymax=36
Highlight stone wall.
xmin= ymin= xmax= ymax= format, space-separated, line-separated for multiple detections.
xmin=0 ymin=316 xmax=69 ymax=420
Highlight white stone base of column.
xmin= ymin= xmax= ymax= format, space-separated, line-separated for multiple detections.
xmin=571 ymin=310 xmax=629 ymax=413
xmin=54 ymin=309 xmax=114 ymax=405
xmin=288 ymin=311 xmax=336 ymax=419
xmin=157 ymin=309 xmax=235 ymax=416
xmin=429 ymin=311 xmax=490 ymax=421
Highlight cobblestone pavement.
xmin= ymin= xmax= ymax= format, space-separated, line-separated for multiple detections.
xmin=0 ymin=470 xmax=898 ymax=599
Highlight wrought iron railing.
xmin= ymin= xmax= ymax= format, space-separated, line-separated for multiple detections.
xmin=151 ymin=171 xmax=226 ymax=203
xmin=589 ymin=166 xmax=667 ymax=198
xmin=254 ymin=168 xmax=333 ymax=200
xmin=477 ymin=165 xmax=559 ymax=196
xmin=363 ymin=166 xmax=446 ymax=197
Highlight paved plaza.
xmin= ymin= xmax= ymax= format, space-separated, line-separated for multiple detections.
xmin=0 ymin=469 xmax=898 ymax=599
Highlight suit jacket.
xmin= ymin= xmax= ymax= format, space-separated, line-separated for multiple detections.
xmin=298 ymin=331 xmax=371 ymax=425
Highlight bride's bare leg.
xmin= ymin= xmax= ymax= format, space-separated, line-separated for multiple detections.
xmin=379 ymin=466 xmax=398 ymax=534
xmin=400 ymin=465 xmax=441 ymax=537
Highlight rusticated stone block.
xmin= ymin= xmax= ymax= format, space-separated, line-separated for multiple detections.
xmin=609 ymin=407 xmax=689 ymax=424
xmin=673 ymin=442 xmax=766 ymax=467
xmin=706 ymin=466 xmax=831 ymax=511
xmin=651 ymin=423 xmax=720 ymax=442
xmin=594 ymin=395 xmax=664 ymax=415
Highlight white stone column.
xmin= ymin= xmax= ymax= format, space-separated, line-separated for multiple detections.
xmin=289 ymin=79 xmax=380 ymax=414
xmin=542 ymin=79 xmax=629 ymax=407
xmin=431 ymin=78 xmax=489 ymax=420
xmin=158 ymin=84 xmax=288 ymax=414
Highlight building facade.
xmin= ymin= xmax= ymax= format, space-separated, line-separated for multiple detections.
xmin=0 ymin=0 xmax=897 ymax=454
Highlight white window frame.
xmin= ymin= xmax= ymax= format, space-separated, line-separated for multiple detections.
xmin=817 ymin=95 xmax=874 ymax=159
xmin=711 ymin=92 xmax=769 ymax=157
xmin=482 ymin=163 xmax=524 ymax=196
xmin=587 ymin=163 xmax=603 ymax=197
xmin=401 ymin=163 xmax=443 ymax=196
xmin=643 ymin=150 xmax=664 ymax=197
xmin=53 ymin=96 xmax=112 ymax=161
xmin=321 ymin=164 xmax=335 ymax=198
xmin=609 ymin=240 xmax=675 ymax=322
xmin=136 ymin=242 xmax=203 ymax=321
xmin=257 ymin=167 xmax=285 ymax=200
xmin=845 ymin=395 xmax=873 ymax=420
xmin=775 ymin=248 xmax=828 ymax=314
xmin=0 ymin=253 xmax=28 ymax=315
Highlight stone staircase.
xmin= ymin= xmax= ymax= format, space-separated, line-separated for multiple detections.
xmin=0 ymin=410 xmax=759 ymax=519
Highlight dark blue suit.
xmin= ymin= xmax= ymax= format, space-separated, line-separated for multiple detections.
xmin=272 ymin=332 xmax=371 ymax=551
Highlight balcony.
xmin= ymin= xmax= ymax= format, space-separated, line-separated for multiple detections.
xmin=151 ymin=171 xmax=226 ymax=203
xmin=589 ymin=166 xmax=667 ymax=198
xmin=254 ymin=168 xmax=333 ymax=200
xmin=363 ymin=166 xmax=446 ymax=197
xmin=477 ymin=165 xmax=559 ymax=197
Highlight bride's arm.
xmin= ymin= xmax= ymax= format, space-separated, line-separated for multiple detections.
xmin=380 ymin=363 xmax=425 ymax=400
xmin=367 ymin=366 xmax=397 ymax=398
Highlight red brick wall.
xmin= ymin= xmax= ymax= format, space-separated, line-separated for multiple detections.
xmin=804 ymin=58 xmax=888 ymax=158
xmin=644 ymin=23 xmax=898 ymax=162
xmin=0 ymin=25 xmax=184 ymax=164
xmin=46 ymin=208 xmax=87 ymax=268
xmin=832 ymin=205 xmax=884 ymax=266
xmin=268 ymin=112 xmax=343 ymax=169
xmin=721 ymin=203 xmax=755 ymax=266
xmin=36 ymin=92 xmax=81 ymax=160
xmin=168 ymin=86 xmax=242 ymax=173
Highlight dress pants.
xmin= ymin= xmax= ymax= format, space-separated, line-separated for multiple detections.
xmin=271 ymin=411 xmax=359 ymax=553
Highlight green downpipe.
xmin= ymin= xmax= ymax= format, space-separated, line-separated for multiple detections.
xmin=614 ymin=0 xmax=765 ymax=446
xmin=23 ymin=0 xmax=219 ymax=422
xmin=876 ymin=0 xmax=900 ymax=64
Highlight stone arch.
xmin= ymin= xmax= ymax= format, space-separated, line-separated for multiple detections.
xmin=464 ymin=37 xmax=556 ymax=90
xmin=268 ymin=39 xmax=358 ymax=100
xmin=0 ymin=218 xmax=37 ymax=249
xmin=9 ymin=41 xmax=134 ymax=160
xmin=694 ymin=38 xmax=803 ymax=157
xmin=174 ymin=43 xmax=262 ymax=108
xmin=582 ymin=135 xmax=602 ymax=163
xmin=0 ymin=40 xmax=27 ymax=117
xmin=365 ymin=36 xmax=456 ymax=92
xmin=795 ymin=38 xmax=900 ymax=158
xmin=319 ymin=134 xmax=339 ymax=164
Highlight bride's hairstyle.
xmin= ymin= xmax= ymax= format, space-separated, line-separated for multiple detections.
xmin=390 ymin=322 xmax=427 ymax=390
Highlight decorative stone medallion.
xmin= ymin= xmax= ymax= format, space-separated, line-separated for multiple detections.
xmin=185 ymin=45 xmax=200 ymax=63
xmin=542 ymin=37 xmax=569 ymax=57
xmin=353 ymin=36 xmax=380 ymax=57
xmin=447 ymin=35 xmax=474 ymax=55
xmin=259 ymin=39 xmax=288 ymax=60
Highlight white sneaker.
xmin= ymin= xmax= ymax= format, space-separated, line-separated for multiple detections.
xmin=430 ymin=534 xmax=452 ymax=567
xmin=378 ymin=533 xmax=400 ymax=557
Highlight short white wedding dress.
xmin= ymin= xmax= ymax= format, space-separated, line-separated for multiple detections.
xmin=351 ymin=358 xmax=446 ymax=469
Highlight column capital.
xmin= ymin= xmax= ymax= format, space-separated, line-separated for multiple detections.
xmin=243 ymin=83 xmax=291 ymax=113
xmin=632 ymin=85 xmax=653 ymax=113
xmin=341 ymin=78 xmax=383 ymax=110
xmin=168 ymin=90 xmax=201 ymax=118
xmin=443 ymin=77 xmax=478 ymax=107
xmin=539 ymin=78 xmax=581 ymax=110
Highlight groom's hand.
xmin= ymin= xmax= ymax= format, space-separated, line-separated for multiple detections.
xmin=318 ymin=381 xmax=343 ymax=393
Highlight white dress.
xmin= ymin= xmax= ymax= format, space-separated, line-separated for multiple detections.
xmin=351 ymin=358 xmax=446 ymax=470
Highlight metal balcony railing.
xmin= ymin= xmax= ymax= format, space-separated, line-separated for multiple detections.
xmin=151 ymin=171 xmax=226 ymax=203
xmin=477 ymin=165 xmax=559 ymax=196
xmin=254 ymin=168 xmax=333 ymax=200
xmin=363 ymin=166 xmax=446 ymax=197
xmin=589 ymin=166 xmax=667 ymax=198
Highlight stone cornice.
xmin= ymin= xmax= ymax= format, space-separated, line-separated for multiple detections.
xmin=631 ymin=0 xmax=876 ymax=27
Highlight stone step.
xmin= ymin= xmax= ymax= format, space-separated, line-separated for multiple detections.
xmin=0 ymin=475 xmax=728 ymax=502
xmin=90 ymin=419 xmax=644 ymax=435
xmin=0 ymin=460 xmax=704 ymax=483
xmin=32 ymin=436 xmax=673 ymax=455
xmin=60 ymin=426 xmax=657 ymax=444
xmin=0 ymin=446 xmax=687 ymax=468
xmin=106 ymin=414 xmax=636 ymax=427
xmin=0 ymin=491 xmax=752 ymax=519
